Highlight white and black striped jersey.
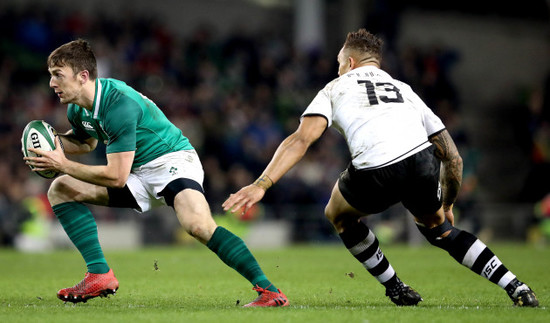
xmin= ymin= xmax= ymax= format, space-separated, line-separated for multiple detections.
xmin=302 ymin=65 xmax=445 ymax=170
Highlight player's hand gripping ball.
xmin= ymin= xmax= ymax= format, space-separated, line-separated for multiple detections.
xmin=21 ymin=120 xmax=60 ymax=179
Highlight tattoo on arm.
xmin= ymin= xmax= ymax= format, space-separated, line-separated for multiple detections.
xmin=430 ymin=131 xmax=452 ymax=161
xmin=429 ymin=130 xmax=463 ymax=209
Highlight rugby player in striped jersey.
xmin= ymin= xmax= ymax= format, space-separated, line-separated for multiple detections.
xmin=223 ymin=29 xmax=538 ymax=307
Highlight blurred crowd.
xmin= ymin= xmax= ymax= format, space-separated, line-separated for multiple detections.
xmin=1 ymin=5 xmax=547 ymax=245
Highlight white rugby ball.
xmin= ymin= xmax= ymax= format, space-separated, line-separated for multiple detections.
xmin=21 ymin=120 xmax=59 ymax=179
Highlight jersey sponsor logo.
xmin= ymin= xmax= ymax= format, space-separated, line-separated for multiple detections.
xmin=82 ymin=121 xmax=95 ymax=131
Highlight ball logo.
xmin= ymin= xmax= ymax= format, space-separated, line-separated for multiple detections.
xmin=31 ymin=132 xmax=42 ymax=149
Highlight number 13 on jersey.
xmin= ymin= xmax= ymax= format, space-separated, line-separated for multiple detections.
xmin=358 ymin=80 xmax=404 ymax=105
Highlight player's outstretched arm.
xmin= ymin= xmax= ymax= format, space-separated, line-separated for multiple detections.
xmin=429 ymin=129 xmax=463 ymax=221
xmin=223 ymin=116 xmax=327 ymax=215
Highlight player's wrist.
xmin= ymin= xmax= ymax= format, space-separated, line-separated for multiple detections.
xmin=253 ymin=174 xmax=273 ymax=191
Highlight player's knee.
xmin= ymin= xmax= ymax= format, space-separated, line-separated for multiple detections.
xmin=324 ymin=204 xmax=336 ymax=223
xmin=325 ymin=208 xmax=360 ymax=234
xmin=416 ymin=218 xmax=460 ymax=248
xmin=186 ymin=224 xmax=200 ymax=238
xmin=185 ymin=221 xmax=216 ymax=243
xmin=324 ymin=205 xmax=348 ymax=231
xmin=47 ymin=175 xmax=74 ymax=204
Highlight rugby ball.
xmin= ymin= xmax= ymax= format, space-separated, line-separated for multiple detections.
xmin=21 ymin=120 xmax=59 ymax=179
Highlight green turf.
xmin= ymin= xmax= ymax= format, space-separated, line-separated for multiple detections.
xmin=0 ymin=243 xmax=548 ymax=322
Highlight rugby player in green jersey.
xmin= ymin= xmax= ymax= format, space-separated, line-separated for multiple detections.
xmin=24 ymin=39 xmax=288 ymax=307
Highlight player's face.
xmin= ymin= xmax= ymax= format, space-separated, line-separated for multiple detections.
xmin=48 ymin=65 xmax=84 ymax=105
xmin=337 ymin=47 xmax=351 ymax=76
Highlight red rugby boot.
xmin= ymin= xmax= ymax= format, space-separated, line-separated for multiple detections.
xmin=57 ymin=269 xmax=119 ymax=303
xmin=243 ymin=285 xmax=289 ymax=307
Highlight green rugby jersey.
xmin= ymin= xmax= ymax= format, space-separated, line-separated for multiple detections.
xmin=67 ymin=78 xmax=193 ymax=168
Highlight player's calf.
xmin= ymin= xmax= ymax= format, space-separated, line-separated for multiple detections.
xmin=339 ymin=221 xmax=422 ymax=306
xmin=416 ymin=219 xmax=538 ymax=307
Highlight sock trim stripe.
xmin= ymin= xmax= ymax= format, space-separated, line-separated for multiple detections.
xmin=339 ymin=223 xmax=370 ymax=248
xmin=363 ymin=247 xmax=384 ymax=269
xmin=355 ymin=239 xmax=380 ymax=263
xmin=461 ymin=239 xmax=485 ymax=267
xmin=367 ymin=257 xmax=390 ymax=277
xmin=348 ymin=229 xmax=376 ymax=256
xmin=471 ymin=248 xmax=494 ymax=274
xmin=498 ymin=271 xmax=516 ymax=288
xmin=448 ymin=231 xmax=478 ymax=262
xmin=375 ymin=265 xmax=395 ymax=283
xmin=488 ymin=264 xmax=508 ymax=284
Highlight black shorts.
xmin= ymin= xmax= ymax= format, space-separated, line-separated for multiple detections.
xmin=338 ymin=145 xmax=442 ymax=216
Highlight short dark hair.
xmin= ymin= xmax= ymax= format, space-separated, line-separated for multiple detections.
xmin=343 ymin=29 xmax=383 ymax=63
xmin=47 ymin=39 xmax=98 ymax=79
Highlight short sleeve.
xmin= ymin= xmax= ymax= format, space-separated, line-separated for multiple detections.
xmin=103 ymin=96 xmax=141 ymax=154
xmin=301 ymin=85 xmax=333 ymax=127
xmin=67 ymin=104 xmax=92 ymax=141
xmin=407 ymin=89 xmax=445 ymax=136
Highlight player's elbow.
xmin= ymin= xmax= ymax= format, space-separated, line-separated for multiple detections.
xmin=442 ymin=153 xmax=463 ymax=174
xmin=87 ymin=140 xmax=98 ymax=152
xmin=454 ymin=154 xmax=463 ymax=171
xmin=109 ymin=175 xmax=129 ymax=189
xmin=110 ymin=180 xmax=126 ymax=189
xmin=284 ymin=135 xmax=311 ymax=157
xmin=449 ymin=151 xmax=463 ymax=166
xmin=104 ymin=172 xmax=129 ymax=189
xmin=80 ymin=137 xmax=98 ymax=153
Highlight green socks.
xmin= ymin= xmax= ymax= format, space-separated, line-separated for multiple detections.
xmin=52 ymin=202 xmax=110 ymax=274
xmin=52 ymin=203 xmax=276 ymax=293
xmin=207 ymin=226 xmax=278 ymax=293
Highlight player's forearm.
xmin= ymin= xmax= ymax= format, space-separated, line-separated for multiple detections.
xmin=429 ymin=129 xmax=463 ymax=210
xmin=441 ymin=158 xmax=463 ymax=210
xmin=58 ymin=131 xmax=97 ymax=154
xmin=61 ymin=160 xmax=127 ymax=188
xmin=255 ymin=133 xmax=310 ymax=190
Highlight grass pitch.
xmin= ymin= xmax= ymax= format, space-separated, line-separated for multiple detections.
xmin=0 ymin=243 xmax=548 ymax=322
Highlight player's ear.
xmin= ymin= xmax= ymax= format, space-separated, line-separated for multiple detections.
xmin=348 ymin=56 xmax=356 ymax=70
xmin=77 ymin=70 xmax=89 ymax=84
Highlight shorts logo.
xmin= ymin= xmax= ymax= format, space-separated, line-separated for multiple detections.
xmin=437 ymin=181 xmax=442 ymax=201
xmin=169 ymin=167 xmax=178 ymax=176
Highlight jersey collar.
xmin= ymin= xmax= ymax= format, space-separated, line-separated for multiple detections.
xmin=92 ymin=79 xmax=103 ymax=120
